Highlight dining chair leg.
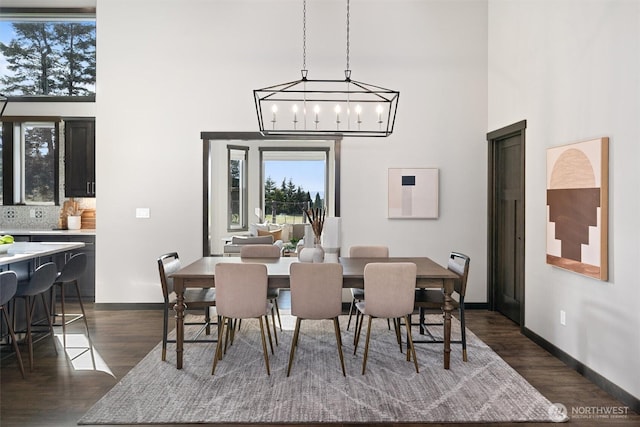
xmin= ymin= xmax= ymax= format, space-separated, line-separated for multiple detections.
xmin=223 ymin=317 xmax=232 ymax=355
xmin=354 ymin=309 xmax=362 ymax=343
xmin=361 ymin=316 xmax=373 ymax=375
xmin=460 ymin=304 xmax=468 ymax=362
xmin=212 ymin=316 xmax=226 ymax=374
xmin=216 ymin=316 xmax=225 ymax=360
xmin=353 ymin=311 xmax=365 ymax=355
xmin=264 ymin=315 xmax=274 ymax=354
xmin=162 ymin=305 xmax=169 ymax=361
xmin=404 ymin=315 xmax=419 ymax=373
xmin=270 ymin=305 xmax=279 ymax=346
xmin=346 ymin=297 xmax=356 ymax=331
xmin=258 ymin=316 xmax=270 ymax=376
xmin=393 ymin=318 xmax=403 ymax=353
xmin=286 ymin=317 xmax=302 ymax=377
xmin=204 ymin=306 xmax=211 ymax=335
xmin=2 ymin=308 xmax=25 ymax=379
xmin=333 ymin=317 xmax=346 ymax=376
xmin=273 ymin=298 xmax=283 ymax=331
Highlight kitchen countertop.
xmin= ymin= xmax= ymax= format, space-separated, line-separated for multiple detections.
xmin=0 ymin=241 xmax=86 ymax=266
xmin=0 ymin=229 xmax=96 ymax=236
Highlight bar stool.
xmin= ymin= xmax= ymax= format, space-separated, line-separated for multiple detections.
xmin=0 ymin=271 xmax=26 ymax=378
xmin=14 ymin=262 xmax=59 ymax=371
xmin=52 ymin=253 xmax=90 ymax=348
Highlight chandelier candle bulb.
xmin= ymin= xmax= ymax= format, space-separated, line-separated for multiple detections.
xmin=314 ymin=105 xmax=320 ymax=128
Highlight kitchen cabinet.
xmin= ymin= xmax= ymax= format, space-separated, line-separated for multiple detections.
xmin=65 ymin=119 xmax=96 ymax=197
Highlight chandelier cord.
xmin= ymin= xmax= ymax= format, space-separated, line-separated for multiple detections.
xmin=302 ymin=0 xmax=307 ymax=74
xmin=346 ymin=0 xmax=350 ymax=74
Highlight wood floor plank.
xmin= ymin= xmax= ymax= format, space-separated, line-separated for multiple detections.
xmin=0 ymin=304 xmax=637 ymax=426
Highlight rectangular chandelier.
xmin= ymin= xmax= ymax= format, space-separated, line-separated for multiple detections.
xmin=254 ymin=76 xmax=399 ymax=137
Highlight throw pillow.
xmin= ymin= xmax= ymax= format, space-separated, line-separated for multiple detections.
xmin=249 ymin=222 xmax=269 ymax=236
xmin=258 ymin=228 xmax=282 ymax=241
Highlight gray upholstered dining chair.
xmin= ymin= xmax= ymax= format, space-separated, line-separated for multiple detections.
xmin=412 ymin=252 xmax=471 ymax=361
xmin=240 ymin=244 xmax=282 ymax=344
xmin=14 ymin=262 xmax=59 ymax=371
xmin=346 ymin=245 xmax=391 ymax=337
xmin=212 ymin=262 xmax=274 ymax=375
xmin=0 ymin=271 xmax=26 ymax=378
xmin=354 ymin=262 xmax=419 ymax=374
xmin=52 ymin=253 xmax=90 ymax=349
xmin=287 ymin=262 xmax=346 ymax=377
xmin=158 ymin=252 xmax=218 ymax=361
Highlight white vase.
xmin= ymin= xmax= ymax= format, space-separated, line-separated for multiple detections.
xmin=298 ymin=245 xmax=325 ymax=263
xmin=67 ymin=215 xmax=82 ymax=230
xmin=313 ymin=244 xmax=325 ymax=263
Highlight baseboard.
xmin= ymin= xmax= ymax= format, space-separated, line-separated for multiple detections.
xmin=523 ymin=327 xmax=640 ymax=414
xmin=94 ymin=303 xmax=164 ymax=310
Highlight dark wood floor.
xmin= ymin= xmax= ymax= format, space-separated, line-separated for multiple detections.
xmin=1 ymin=300 xmax=638 ymax=427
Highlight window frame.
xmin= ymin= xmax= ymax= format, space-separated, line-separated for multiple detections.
xmin=227 ymin=145 xmax=249 ymax=232
xmin=0 ymin=7 xmax=97 ymax=102
xmin=201 ymin=132 xmax=341 ymax=257
xmin=1 ymin=116 xmax=60 ymax=206
xmin=259 ymin=147 xmax=330 ymax=224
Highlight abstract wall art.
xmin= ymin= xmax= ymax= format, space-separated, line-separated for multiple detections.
xmin=546 ymin=137 xmax=609 ymax=280
xmin=388 ymin=168 xmax=439 ymax=219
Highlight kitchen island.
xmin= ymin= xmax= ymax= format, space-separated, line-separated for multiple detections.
xmin=0 ymin=241 xmax=86 ymax=267
xmin=0 ymin=231 xmax=95 ymax=301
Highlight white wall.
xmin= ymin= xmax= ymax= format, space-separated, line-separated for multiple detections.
xmin=488 ymin=0 xmax=640 ymax=400
xmin=95 ymin=0 xmax=488 ymax=303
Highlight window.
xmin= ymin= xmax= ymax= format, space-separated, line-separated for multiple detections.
xmin=0 ymin=8 xmax=96 ymax=99
xmin=260 ymin=148 xmax=328 ymax=224
xmin=227 ymin=146 xmax=248 ymax=231
xmin=1 ymin=119 xmax=59 ymax=205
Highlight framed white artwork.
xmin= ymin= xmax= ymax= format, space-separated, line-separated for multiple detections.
xmin=388 ymin=168 xmax=439 ymax=219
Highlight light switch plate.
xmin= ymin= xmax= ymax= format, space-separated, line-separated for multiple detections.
xmin=136 ymin=208 xmax=150 ymax=218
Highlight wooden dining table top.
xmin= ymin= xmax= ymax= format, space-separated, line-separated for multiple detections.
xmin=171 ymin=256 xmax=458 ymax=290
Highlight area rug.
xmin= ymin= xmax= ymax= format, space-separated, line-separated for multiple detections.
xmin=79 ymin=314 xmax=557 ymax=424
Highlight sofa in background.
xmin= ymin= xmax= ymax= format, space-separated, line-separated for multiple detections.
xmin=223 ymin=223 xmax=307 ymax=256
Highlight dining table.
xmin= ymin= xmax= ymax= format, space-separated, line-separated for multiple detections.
xmin=170 ymin=256 xmax=459 ymax=370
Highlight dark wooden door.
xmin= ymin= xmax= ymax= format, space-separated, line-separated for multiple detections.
xmin=488 ymin=121 xmax=526 ymax=326
xmin=65 ymin=119 xmax=96 ymax=197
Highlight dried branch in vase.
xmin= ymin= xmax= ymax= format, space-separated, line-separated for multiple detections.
xmin=303 ymin=207 xmax=325 ymax=244
xmin=64 ymin=199 xmax=84 ymax=217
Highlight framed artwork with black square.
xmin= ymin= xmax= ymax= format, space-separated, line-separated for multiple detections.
xmin=388 ymin=168 xmax=439 ymax=219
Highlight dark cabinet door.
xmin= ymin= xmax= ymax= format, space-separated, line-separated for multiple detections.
xmin=65 ymin=120 xmax=96 ymax=197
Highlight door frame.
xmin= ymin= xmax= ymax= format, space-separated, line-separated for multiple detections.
xmin=487 ymin=120 xmax=526 ymax=329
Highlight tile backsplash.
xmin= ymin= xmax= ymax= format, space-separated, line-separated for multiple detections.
xmin=0 ymin=198 xmax=96 ymax=230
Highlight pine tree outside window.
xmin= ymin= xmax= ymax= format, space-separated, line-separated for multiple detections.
xmin=0 ymin=8 xmax=96 ymax=100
